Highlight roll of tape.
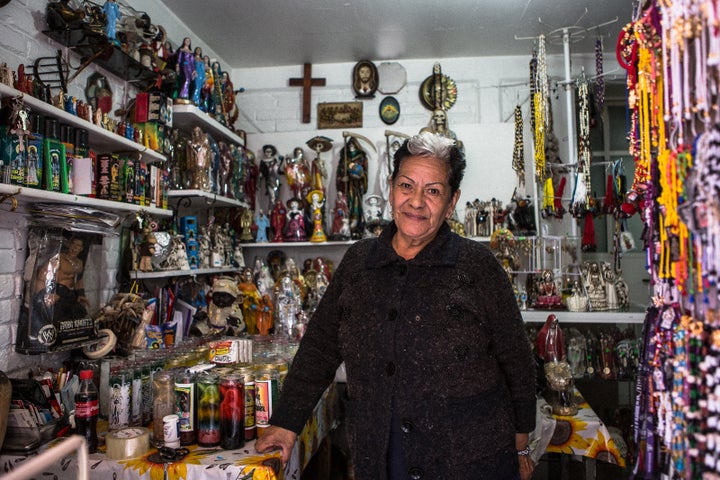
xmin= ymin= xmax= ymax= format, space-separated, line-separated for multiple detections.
xmin=82 ymin=329 xmax=117 ymax=359
xmin=105 ymin=427 xmax=150 ymax=460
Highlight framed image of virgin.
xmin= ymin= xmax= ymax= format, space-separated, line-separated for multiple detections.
xmin=317 ymin=102 xmax=363 ymax=129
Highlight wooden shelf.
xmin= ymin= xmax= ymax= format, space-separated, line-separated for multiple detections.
xmin=0 ymin=83 xmax=165 ymax=164
xmin=167 ymin=189 xmax=249 ymax=209
xmin=130 ymin=266 xmax=241 ymax=279
xmin=172 ymin=104 xmax=245 ymax=146
xmin=0 ymin=183 xmax=172 ymax=217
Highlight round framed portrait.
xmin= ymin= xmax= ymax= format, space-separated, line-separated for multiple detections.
xmin=379 ymin=96 xmax=400 ymax=125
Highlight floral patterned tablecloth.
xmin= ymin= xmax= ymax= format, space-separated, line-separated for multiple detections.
xmin=541 ymin=391 xmax=626 ymax=468
xmin=0 ymin=383 xmax=341 ymax=480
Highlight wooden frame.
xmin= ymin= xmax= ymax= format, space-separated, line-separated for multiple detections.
xmin=317 ymin=102 xmax=363 ymax=129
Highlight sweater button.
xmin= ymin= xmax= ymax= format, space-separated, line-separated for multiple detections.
xmin=408 ymin=467 xmax=423 ymax=479
xmin=398 ymin=264 xmax=407 ymax=275
xmin=385 ymin=362 xmax=396 ymax=376
xmin=387 ymin=308 xmax=398 ymax=321
xmin=400 ymin=420 xmax=414 ymax=433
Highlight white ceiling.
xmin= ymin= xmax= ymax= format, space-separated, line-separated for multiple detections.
xmin=157 ymin=0 xmax=635 ymax=69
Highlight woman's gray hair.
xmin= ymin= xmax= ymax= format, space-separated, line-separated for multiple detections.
xmin=406 ymin=131 xmax=457 ymax=159
xmin=392 ymin=132 xmax=466 ymax=193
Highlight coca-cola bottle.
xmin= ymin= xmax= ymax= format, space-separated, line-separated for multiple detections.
xmin=75 ymin=369 xmax=99 ymax=453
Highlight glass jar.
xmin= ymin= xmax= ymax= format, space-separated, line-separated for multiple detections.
xmin=219 ymin=374 xmax=245 ymax=449
xmin=196 ymin=372 xmax=221 ymax=447
xmin=152 ymin=371 xmax=176 ymax=444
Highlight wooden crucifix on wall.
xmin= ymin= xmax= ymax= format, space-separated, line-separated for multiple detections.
xmin=289 ymin=63 xmax=326 ymax=123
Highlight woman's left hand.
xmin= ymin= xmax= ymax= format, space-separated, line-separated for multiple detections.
xmin=518 ymin=454 xmax=535 ymax=480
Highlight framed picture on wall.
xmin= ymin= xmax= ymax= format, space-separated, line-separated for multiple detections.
xmin=317 ymin=102 xmax=363 ymax=129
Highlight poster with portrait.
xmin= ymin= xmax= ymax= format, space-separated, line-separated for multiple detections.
xmin=16 ymin=228 xmax=100 ymax=354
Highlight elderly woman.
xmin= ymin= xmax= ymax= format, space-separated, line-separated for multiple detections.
xmin=256 ymin=132 xmax=536 ymax=480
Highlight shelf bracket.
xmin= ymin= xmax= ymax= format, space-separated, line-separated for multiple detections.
xmin=0 ymin=187 xmax=21 ymax=211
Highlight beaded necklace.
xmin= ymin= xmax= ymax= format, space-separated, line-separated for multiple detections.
xmin=595 ymin=37 xmax=605 ymax=113
xmin=512 ymin=105 xmax=525 ymax=186
xmin=534 ymin=35 xmax=549 ymax=183
xmin=570 ymin=80 xmax=592 ymax=217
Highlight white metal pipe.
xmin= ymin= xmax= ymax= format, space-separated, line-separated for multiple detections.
xmin=2 ymin=435 xmax=89 ymax=480
xmin=562 ymin=28 xmax=579 ymax=238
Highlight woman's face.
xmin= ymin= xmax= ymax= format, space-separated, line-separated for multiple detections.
xmin=390 ymin=155 xmax=459 ymax=245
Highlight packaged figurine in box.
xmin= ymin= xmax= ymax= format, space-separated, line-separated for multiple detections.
xmin=15 ymin=228 xmax=100 ymax=354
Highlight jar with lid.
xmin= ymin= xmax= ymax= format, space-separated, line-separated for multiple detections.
xmin=152 ymin=371 xmax=175 ymax=444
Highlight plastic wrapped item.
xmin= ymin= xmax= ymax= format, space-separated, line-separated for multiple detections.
xmin=16 ymin=228 xmax=100 ymax=354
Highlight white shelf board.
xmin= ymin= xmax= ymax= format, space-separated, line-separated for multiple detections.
xmin=241 ymin=240 xmax=356 ymax=249
xmin=167 ymin=189 xmax=249 ymax=209
xmin=0 ymin=183 xmax=172 ymax=217
xmin=0 ymin=83 xmax=165 ymax=164
xmin=130 ymin=266 xmax=241 ymax=279
xmin=171 ymin=104 xmax=245 ymax=146
xmin=521 ymin=309 xmax=647 ymax=324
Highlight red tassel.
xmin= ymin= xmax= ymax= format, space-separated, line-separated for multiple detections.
xmin=554 ymin=176 xmax=566 ymax=217
xmin=603 ymin=174 xmax=614 ymax=214
xmin=582 ymin=212 xmax=596 ymax=251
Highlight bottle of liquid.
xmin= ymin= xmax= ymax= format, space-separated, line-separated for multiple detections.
xmin=75 ymin=369 xmax=99 ymax=453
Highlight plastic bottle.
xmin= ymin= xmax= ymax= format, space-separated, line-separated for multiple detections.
xmin=75 ymin=369 xmax=99 ymax=453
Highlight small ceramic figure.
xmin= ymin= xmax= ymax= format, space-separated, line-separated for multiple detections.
xmin=175 ymin=37 xmax=194 ymax=102
xmin=270 ymin=199 xmax=286 ymax=242
xmin=256 ymin=294 xmax=274 ymax=335
xmin=186 ymin=126 xmax=211 ymax=190
xmin=259 ymin=145 xmax=284 ymax=211
xmin=238 ymin=267 xmax=261 ymax=334
xmin=363 ymin=194 xmax=383 ymax=226
xmin=584 ymin=261 xmax=608 ymax=311
xmin=239 ymin=209 xmax=254 ymax=242
xmin=284 ymin=198 xmax=307 ymax=242
xmin=255 ymin=210 xmax=270 ymax=243
xmin=192 ymin=46 xmax=205 ymax=106
xmin=207 ymin=276 xmax=245 ymax=335
xmin=162 ymin=234 xmax=190 ymax=270
xmin=331 ymin=191 xmax=351 ymax=240
xmin=336 ymin=137 xmax=369 ymax=239
xmin=101 ymin=0 xmax=121 ymax=42
xmin=285 ymin=147 xmax=311 ymax=199
xmin=232 ymin=244 xmax=245 ymax=268
xmin=138 ymin=225 xmax=157 ymax=272
xmin=464 ymin=201 xmax=477 ymax=237
xmin=274 ymin=274 xmax=302 ymax=338
xmin=566 ymin=281 xmax=589 ymax=312
xmin=307 ymin=190 xmax=326 ymax=242
xmin=198 ymin=226 xmax=211 ymax=269
xmin=535 ymin=269 xmax=563 ymax=309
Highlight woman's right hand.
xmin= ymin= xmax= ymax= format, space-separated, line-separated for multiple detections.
xmin=254 ymin=426 xmax=297 ymax=466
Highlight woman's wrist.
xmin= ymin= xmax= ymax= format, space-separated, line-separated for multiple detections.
xmin=517 ymin=445 xmax=531 ymax=456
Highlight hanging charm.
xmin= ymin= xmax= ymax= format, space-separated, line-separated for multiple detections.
xmin=512 ymin=105 xmax=525 ymax=186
